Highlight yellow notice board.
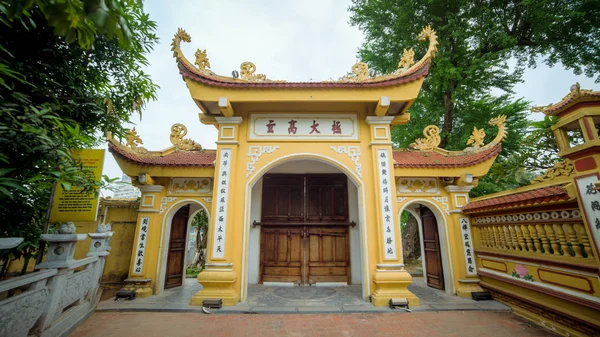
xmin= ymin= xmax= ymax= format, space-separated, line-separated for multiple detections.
xmin=49 ymin=149 xmax=105 ymax=222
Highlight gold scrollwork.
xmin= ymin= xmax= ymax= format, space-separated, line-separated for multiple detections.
xmin=340 ymin=62 xmax=370 ymax=82
xmin=170 ymin=123 xmax=202 ymax=151
xmin=398 ymin=48 xmax=415 ymax=69
xmin=240 ymin=62 xmax=267 ymax=82
xmin=194 ymin=49 xmax=210 ymax=70
xmin=410 ymin=125 xmax=441 ymax=151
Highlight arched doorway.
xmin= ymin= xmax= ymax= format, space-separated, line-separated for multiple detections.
xmin=400 ymin=201 xmax=454 ymax=294
xmin=241 ymin=156 xmax=368 ymax=301
xmin=158 ymin=200 xmax=210 ymax=294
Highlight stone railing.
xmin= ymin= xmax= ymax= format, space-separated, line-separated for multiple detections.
xmin=471 ymin=209 xmax=597 ymax=267
xmin=0 ymin=231 xmax=113 ymax=337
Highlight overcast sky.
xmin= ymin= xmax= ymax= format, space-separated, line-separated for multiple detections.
xmin=100 ymin=0 xmax=597 ymax=195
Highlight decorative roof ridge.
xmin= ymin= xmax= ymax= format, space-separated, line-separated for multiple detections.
xmin=171 ymin=26 xmax=438 ymax=85
xmin=107 ymin=123 xmax=207 ymax=157
xmin=531 ymin=83 xmax=600 ymax=116
xmin=393 ymin=142 xmax=502 ymax=169
xmin=409 ymin=115 xmax=507 ymax=155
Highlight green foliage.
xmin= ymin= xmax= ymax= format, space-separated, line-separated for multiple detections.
xmin=349 ymin=0 xmax=599 ymax=196
xmin=186 ymin=267 xmax=201 ymax=278
xmin=399 ymin=211 xmax=409 ymax=232
xmin=0 ymin=0 xmax=157 ymax=276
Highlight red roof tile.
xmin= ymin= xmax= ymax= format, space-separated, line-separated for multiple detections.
xmin=462 ymin=185 xmax=570 ymax=213
xmin=108 ymin=142 xmax=216 ymax=167
xmin=392 ymin=145 xmax=501 ymax=168
xmin=179 ymin=62 xmax=430 ymax=89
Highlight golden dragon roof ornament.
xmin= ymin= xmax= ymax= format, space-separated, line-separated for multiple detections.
xmin=410 ymin=115 xmax=507 ymax=155
xmin=337 ymin=25 xmax=438 ymax=83
xmin=171 ymin=28 xmax=283 ymax=83
xmin=172 ymin=25 xmax=437 ymax=84
xmin=531 ymin=83 xmax=600 ymax=115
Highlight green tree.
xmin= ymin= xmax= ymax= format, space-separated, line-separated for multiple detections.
xmin=0 ymin=0 xmax=158 ymax=278
xmin=187 ymin=210 xmax=209 ymax=272
xmin=349 ymin=0 xmax=599 ymax=194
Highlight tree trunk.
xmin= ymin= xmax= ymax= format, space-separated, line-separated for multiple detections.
xmin=402 ymin=215 xmax=421 ymax=261
xmin=439 ymin=88 xmax=455 ymax=149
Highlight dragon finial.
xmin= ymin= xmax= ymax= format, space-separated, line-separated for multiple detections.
xmin=171 ymin=28 xmax=191 ymax=61
xmin=240 ymin=62 xmax=267 ymax=81
xmin=418 ymin=25 xmax=438 ymax=59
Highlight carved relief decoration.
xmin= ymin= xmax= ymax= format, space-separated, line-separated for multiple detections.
xmin=0 ymin=287 xmax=49 ymax=337
xmin=397 ymin=178 xmax=439 ymax=194
xmin=170 ymin=178 xmax=212 ymax=194
xmin=125 ymin=128 xmax=148 ymax=154
xmin=201 ymin=197 xmax=213 ymax=203
xmin=170 ymin=123 xmax=202 ymax=151
xmin=329 ymin=146 xmax=362 ymax=179
xmin=59 ymin=269 xmax=93 ymax=308
xmin=530 ymin=159 xmax=574 ymax=184
xmin=159 ymin=197 xmax=177 ymax=214
xmin=397 ymin=197 xmax=408 ymax=203
xmin=431 ymin=196 xmax=450 ymax=215
xmin=246 ymin=146 xmax=279 ymax=178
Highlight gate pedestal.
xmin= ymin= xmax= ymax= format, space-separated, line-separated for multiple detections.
xmin=371 ymin=268 xmax=420 ymax=307
xmin=190 ymin=268 xmax=239 ymax=306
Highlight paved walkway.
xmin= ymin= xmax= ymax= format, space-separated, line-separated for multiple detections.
xmin=97 ymin=277 xmax=509 ymax=313
xmin=70 ymin=311 xmax=557 ymax=337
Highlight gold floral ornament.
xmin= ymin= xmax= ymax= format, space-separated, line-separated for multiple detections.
xmin=410 ymin=125 xmax=441 ymax=150
xmin=530 ymin=159 xmax=575 ymax=184
xmin=466 ymin=127 xmax=486 ymax=149
xmin=125 ymin=128 xmax=148 ymax=154
xmin=339 ymin=62 xmax=370 ymax=82
xmin=170 ymin=123 xmax=202 ymax=151
xmin=194 ymin=49 xmax=210 ymax=70
xmin=398 ymin=48 xmax=415 ymax=69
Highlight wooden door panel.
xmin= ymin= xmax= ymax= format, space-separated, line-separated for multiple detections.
xmin=421 ymin=208 xmax=444 ymax=290
xmin=260 ymin=227 xmax=303 ymax=283
xmin=165 ymin=206 xmax=188 ymax=289
xmin=306 ymin=227 xmax=350 ymax=284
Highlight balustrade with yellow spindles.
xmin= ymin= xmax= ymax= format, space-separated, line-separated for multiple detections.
xmin=471 ymin=209 xmax=597 ymax=268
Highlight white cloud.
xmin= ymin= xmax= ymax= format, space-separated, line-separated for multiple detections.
xmin=99 ymin=0 xmax=598 ymax=194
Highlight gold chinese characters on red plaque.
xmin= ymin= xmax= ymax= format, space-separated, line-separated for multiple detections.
xmin=249 ymin=114 xmax=358 ymax=141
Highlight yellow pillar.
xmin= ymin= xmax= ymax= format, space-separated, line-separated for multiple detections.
xmin=122 ymin=184 xmax=166 ymax=297
xmin=191 ymin=116 xmax=243 ymax=306
xmin=366 ymin=116 xmax=420 ymax=306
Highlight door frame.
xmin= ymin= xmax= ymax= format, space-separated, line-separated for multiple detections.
xmin=241 ymin=154 xmax=370 ymax=302
xmin=401 ymin=200 xmax=455 ymax=294
xmin=156 ymin=199 xmax=211 ymax=295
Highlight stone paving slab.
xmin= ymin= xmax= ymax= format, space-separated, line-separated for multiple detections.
xmin=70 ymin=311 xmax=559 ymax=337
xmin=97 ymin=277 xmax=510 ymax=314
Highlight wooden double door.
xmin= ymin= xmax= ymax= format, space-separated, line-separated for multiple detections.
xmin=259 ymin=174 xmax=351 ymax=285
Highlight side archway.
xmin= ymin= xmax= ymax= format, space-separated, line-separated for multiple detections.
xmin=398 ymin=199 xmax=455 ymax=294
xmin=156 ymin=198 xmax=211 ymax=294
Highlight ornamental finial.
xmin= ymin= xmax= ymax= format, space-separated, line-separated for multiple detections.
xmin=410 ymin=125 xmax=441 ymax=151
xmin=125 ymin=128 xmax=148 ymax=154
xmin=170 ymin=123 xmax=202 ymax=151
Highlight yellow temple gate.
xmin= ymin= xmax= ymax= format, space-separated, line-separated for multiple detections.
xmin=99 ymin=26 xmax=600 ymax=336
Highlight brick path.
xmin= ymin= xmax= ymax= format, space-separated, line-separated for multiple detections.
xmin=70 ymin=311 xmax=557 ymax=337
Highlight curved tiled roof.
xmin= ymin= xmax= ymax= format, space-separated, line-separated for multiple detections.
xmin=108 ymin=142 xmax=216 ymax=167
xmin=532 ymin=86 xmax=600 ymax=116
xmin=178 ymin=62 xmax=430 ymax=89
xmin=393 ymin=144 xmax=502 ymax=168
xmin=462 ymin=185 xmax=570 ymax=213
